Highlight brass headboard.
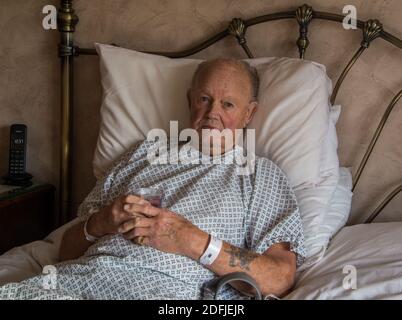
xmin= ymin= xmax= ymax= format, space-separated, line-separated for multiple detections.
xmin=56 ymin=0 xmax=402 ymax=225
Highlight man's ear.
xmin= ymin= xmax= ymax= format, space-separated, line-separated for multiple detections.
xmin=245 ymin=101 xmax=258 ymax=126
xmin=187 ymin=89 xmax=192 ymax=109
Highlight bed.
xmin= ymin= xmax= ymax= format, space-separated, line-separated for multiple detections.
xmin=0 ymin=1 xmax=401 ymax=299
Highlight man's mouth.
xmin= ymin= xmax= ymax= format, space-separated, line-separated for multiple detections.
xmin=200 ymin=125 xmax=221 ymax=131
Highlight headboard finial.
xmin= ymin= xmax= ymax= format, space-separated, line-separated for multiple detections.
xmin=296 ymin=4 xmax=314 ymax=59
xmin=228 ymin=18 xmax=247 ymax=45
xmin=58 ymin=0 xmax=79 ymax=33
xmin=361 ymin=19 xmax=383 ymax=48
xmin=296 ymin=4 xmax=313 ymax=25
xmin=228 ymin=18 xmax=254 ymax=58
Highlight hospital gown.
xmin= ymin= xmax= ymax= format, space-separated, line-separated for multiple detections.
xmin=0 ymin=139 xmax=306 ymax=300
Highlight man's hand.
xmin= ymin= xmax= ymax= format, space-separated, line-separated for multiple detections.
xmin=86 ymin=195 xmax=151 ymax=238
xmin=60 ymin=195 xmax=151 ymax=262
xmin=120 ymin=204 xmax=209 ymax=257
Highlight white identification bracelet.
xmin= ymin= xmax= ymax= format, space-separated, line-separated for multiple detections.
xmin=83 ymin=209 xmax=100 ymax=243
xmin=199 ymin=235 xmax=223 ymax=266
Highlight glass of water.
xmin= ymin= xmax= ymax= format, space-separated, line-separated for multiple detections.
xmin=132 ymin=187 xmax=163 ymax=246
xmin=133 ymin=187 xmax=163 ymax=208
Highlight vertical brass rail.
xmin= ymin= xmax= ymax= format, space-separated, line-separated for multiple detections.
xmin=58 ymin=0 xmax=78 ymax=225
xmin=352 ymin=90 xmax=402 ymax=192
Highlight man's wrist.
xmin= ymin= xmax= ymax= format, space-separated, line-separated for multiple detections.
xmin=86 ymin=210 xmax=105 ymax=238
xmin=184 ymin=227 xmax=210 ymax=261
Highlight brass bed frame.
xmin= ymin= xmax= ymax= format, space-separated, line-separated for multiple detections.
xmin=56 ymin=0 xmax=402 ymax=225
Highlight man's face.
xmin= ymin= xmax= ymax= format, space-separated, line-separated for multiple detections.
xmin=188 ymin=63 xmax=257 ymax=154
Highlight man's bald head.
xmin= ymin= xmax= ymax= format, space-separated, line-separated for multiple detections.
xmin=191 ymin=58 xmax=259 ymax=102
xmin=187 ymin=58 xmax=259 ymax=155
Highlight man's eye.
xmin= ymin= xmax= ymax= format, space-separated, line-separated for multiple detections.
xmin=223 ymin=101 xmax=234 ymax=108
xmin=199 ymin=96 xmax=211 ymax=104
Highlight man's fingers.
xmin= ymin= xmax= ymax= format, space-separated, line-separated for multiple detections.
xmin=117 ymin=211 xmax=145 ymax=226
xmin=133 ymin=236 xmax=150 ymax=246
xmin=119 ymin=217 xmax=153 ymax=233
xmin=119 ymin=218 xmax=137 ymax=234
xmin=133 ymin=217 xmax=153 ymax=228
xmin=122 ymin=203 xmax=150 ymax=215
xmin=123 ymin=202 xmax=160 ymax=218
xmin=121 ymin=194 xmax=150 ymax=205
xmin=136 ymin=204 xmax=160 ymax=217
xmin=122 ymin=227 xmax=150 ymax=240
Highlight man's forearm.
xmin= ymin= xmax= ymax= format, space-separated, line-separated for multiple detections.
xmin=59 ymin=220 xmax=94 ymax=262
xmin=210 ymin=242 xmax=294 ymax=297
xmin=184 ymin=230 xmax=295 ymax=297
xmin=59 ymin=210 xmax=109 ymax=262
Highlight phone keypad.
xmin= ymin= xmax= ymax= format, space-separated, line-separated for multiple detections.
xmin=10 ymin=150 xmax=25 ymax=175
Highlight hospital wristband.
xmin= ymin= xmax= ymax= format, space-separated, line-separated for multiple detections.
xmin=84 ymin=209 xmax=100 ymax=242
xmin=199 ymin=235 xmax=223 ymax=266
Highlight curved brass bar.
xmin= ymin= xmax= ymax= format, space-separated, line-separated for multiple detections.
xmin=312 ymin=12 xmax=402 ymax=50
xmin=76 ymin=30 xmax=229 ymax=57
xmin=381 ymin=30 xmax=402 ymax=49
xmin=245 ymin=11 xmax=295 ymax=26
xmin=352 ymin=90 xmax=402 ymax=192
xmin=75 ymin=12 xmax=401 ymax=59
xmin=240 ymin=44 xmax=254 ymax=59
xmin=75 ymin=10 xmax=401 ymax=58
xmin=331 ymin=20 xmax=384 ymax=104
xmin=364 ymin=185 xmax=402 ymax=223
xmin=74 ymin=12 xmax=297 ymax=57
xmin=330 ymin=46 xmax=366 ymax=105
xmin=313 ymin=11 xmax=361 ymax=26
xmin=314 ymin=11 xmax=401 ymax=50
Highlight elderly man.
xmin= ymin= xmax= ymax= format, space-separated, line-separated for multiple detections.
xmin=0 ymin=59 xmax=306 ymax=300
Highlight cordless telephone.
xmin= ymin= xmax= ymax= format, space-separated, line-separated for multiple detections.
xmin=2 ymin=124 xmax=33 ymax=186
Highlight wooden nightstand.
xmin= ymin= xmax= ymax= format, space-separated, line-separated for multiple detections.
xmin=0 ymin=182 xmax=55 ymax=254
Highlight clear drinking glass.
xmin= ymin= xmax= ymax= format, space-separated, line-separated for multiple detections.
xmin=132 ymin=188 xmax=163 ymax=246
xmin=133 ymin=187 xmax=163 ymax=208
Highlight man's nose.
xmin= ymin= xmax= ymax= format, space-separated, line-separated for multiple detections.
xmin=206 ymin=100 xmax=221 ymax=117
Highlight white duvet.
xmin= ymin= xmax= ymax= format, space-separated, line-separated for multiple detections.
xmin=0 ymin=218 xmax=79 ymax=286
xmin=285 ymin=222 xmax=402 ymax=299
xmin=1 ymin=220 xmax=401 ymax=299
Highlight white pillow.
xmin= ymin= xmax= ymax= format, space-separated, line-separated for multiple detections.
xmin=320 ymin=104 xmax=341 ymax=178
xmin=297 ymin=166 xmax=353 ymax=270
xmin=247 ymin=57 xmax=332 ymax=189
xmin=323 ymin=166 xmax=353 ymax=240
xmin=94 ymin=44 xmax=200 ymax=178
xmin=295 ymin=105 xmax=347 ymax=268
xmin=94 ymin=43 xmax=331 ymax=192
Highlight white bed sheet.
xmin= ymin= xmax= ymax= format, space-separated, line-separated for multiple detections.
xmin=0 ymin=217 xmax=81 ymax=286
xmin=1 ymin=219 xmax=401 ymax=299
xmin=285 ymin=222 xmax=402 ymax=299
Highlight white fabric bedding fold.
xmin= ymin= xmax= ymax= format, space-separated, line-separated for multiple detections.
xmin=0 ymin=218 xmax=81 ymax=286
xmin=285 ymin=222 xmax=402 ymax=299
